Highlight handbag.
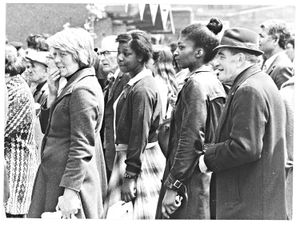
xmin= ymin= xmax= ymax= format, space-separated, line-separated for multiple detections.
xmin=106 ymin=201 xmax=133 ymax=219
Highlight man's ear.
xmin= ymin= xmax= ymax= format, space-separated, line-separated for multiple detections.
xmin=272 ymin=35 xmax=280 ymax=46
xmin=236 ymin=53 xmax=246 ymax=66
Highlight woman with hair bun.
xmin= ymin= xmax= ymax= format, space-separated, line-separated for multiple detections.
xmin=104 ymin=30 xmax=165 ymax=219
xmin=156 ymin=18 xmax=226 ymax=219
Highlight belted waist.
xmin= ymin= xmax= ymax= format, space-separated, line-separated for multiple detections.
xmin=115 ymin=141 xmax=158 ymax=152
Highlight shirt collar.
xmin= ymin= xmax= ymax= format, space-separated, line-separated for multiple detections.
xmin=107 ymin=68 xmax=120 ymax=81
xmin=127 ymin=67 xmax=152 ymax=86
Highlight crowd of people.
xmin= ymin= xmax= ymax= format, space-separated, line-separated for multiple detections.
xmin=3 ymin=17 xmax=294 ymax=220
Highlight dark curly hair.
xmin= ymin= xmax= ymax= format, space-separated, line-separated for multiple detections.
xmin=5 ymin=44 xmax=25 ymax=76
xmin=181 ymin=18 xmax=223 ymax=63
xmin=260 ymin=19 xmax=291 ymax=50
xmin=116 ymin=30 xmax=153 ymax=64
xmin=26 ymin=33 xmax=50 ymax=51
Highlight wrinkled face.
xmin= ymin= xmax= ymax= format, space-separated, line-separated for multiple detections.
xmin=99 ymin=50 xmax=118 ymax=75
xmin=117 ymin=42 xmax=141 ymax=74
xmin=51 ymin=48 xmax=79 ymax=78
xmin=174 ymin=36 xmax=197 ymax=70
xmin=25 ymin=60 xmax=48 ymax=84
xmin=259 ymin=27 xmax=275 ymax=56
xmin=214 ymin=48 xmax=239 ymax=85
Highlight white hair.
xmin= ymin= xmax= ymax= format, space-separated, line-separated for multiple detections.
xmin=46 ymin=27 xmax=96 ymax=68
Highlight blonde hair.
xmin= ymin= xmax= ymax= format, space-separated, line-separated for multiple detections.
xmin=46 ymin=27 xmax=96 ymax=68
xmin=153 ymin=46 xmax=178 ymax=96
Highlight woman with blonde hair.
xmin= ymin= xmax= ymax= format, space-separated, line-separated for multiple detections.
xmin=152 ymin=45 xmax=178 ymax=119
xmin=28 ymin=27 xmax=107 ymax=219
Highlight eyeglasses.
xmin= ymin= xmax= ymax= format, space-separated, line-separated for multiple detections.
xmin=98 ymin=50 xmax=117 ymax=57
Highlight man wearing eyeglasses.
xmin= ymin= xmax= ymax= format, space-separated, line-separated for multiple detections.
xmin=97 ymin=36 xmax=131 ymax=181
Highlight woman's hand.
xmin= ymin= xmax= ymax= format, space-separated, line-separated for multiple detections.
xmin=56 ymin=188 xmax=81 ymax=219
xmin=47 ymin=70 xmax=60 ymax=107
xmin=121 ymin=178 xmax=137 ymax=202
xmin=161 ymin=188 xmax=180 ymax=219
xmin=48 ymin=70 xmax=61 ymax=94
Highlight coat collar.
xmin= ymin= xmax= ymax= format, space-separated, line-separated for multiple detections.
xmin=56 ymin=67 xmax=95 ymax=100
xmin=44 ymin=67 xmax=95 ymax=137
xmin=214 ymin=64 xmax=261 ymax=142
xmin=107 ymin=71 xmax=127 ymax=102
xmin=265 ymin=51 xmax=286 ymax=75
xmin=127 ymin=67 xmax=152 ymax=87
xmin=50 ymin=67 xmax=95 ymax=110
xmin=229 ymin=64 xmax=261 ymax=96
xmin=264 ymin=51 xmax=283 ymax=72
xmin=184 ymin=64 xmax=212 ymax=82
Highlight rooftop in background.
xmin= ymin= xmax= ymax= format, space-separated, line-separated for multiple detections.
xmin=6 ymin=3 xmax=295 ymax=48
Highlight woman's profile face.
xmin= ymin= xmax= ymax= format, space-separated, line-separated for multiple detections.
xmin=51 ymin=48 xmax=80 ymax=78
xmin=174 ymin=35 xmax=198 ymax=70
xmin=117 ymin=42 xmax=141 ymax=74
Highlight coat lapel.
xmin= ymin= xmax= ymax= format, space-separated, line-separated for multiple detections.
xmin=43 ymin=67 xmax=95 ymax=141
xmin=107 ymin=71 xmax=123 ymax=103
xmin=215 ymin=65 xmax=261 ymax=142
xmin=53 ymin=67 xmax=95 ymax=106
xmin=266 ymin=54 xmax=281 ymax=75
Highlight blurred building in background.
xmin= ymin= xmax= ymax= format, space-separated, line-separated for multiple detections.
xmin=6 ymin=3 xmax=295 ymax=49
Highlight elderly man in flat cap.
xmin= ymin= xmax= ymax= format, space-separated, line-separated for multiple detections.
xmin=24 ymin=50 xmax=59 ymax=132
xmin=197 ymin=27 xmax=287 ymax=219
xmin=24 ymin=50 xmax=64 ymax=161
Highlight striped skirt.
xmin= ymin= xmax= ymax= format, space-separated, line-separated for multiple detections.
xmin=104 ymin=142 xmax=165 ymax=219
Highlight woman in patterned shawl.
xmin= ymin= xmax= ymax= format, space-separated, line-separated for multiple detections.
xmin=4 ymin=44 xmax=38 ymax=218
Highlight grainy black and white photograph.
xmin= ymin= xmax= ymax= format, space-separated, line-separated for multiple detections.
xmin=1 ymin=0 xmax=298 ymax=224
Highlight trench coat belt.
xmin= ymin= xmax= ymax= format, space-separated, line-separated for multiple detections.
xmin=115 ymin=142 xmax=158 ymax=152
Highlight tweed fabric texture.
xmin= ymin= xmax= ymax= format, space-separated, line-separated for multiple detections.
xmin=5 ymin=75 xmax=38 ymax=215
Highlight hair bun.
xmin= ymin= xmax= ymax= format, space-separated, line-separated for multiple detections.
xmin=207 ymin=18 xmax=223 ymax=35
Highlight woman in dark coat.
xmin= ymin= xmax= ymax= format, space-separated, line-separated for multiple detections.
xmin=103 ymin=30 xmax=165 ymax=219
xmin=156 ymin=19 xmax=226 ymax=219
xmin=28 ymin=27 xmax=107 ymax=219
